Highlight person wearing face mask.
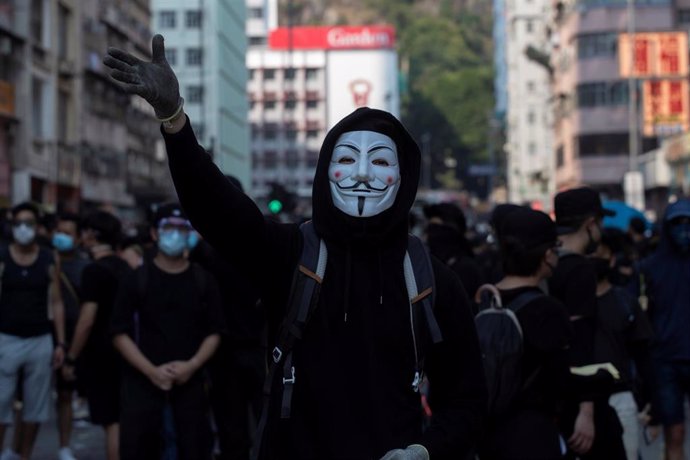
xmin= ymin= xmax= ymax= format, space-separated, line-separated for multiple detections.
xmin=110 ymin=203 xmax=224 ymax=460
xmin=477 ymin=208 xmax=572 ymax=460
xmin=0 ymin=203 xmax=66 ymax=460
xmin=62 ymin=210 xmax=131 ymax=460
xmin=548 ymin=187 xmax=626 ymax=460
xmin=103 ymin=35 xmax=487 ymax=460
xmin=590 ymin=229 xmax=655 ymax=460
xmin=634 ymin=199 xmax=690 ymax=460
xmin=51 ymin=212 xmax=90 ymax=460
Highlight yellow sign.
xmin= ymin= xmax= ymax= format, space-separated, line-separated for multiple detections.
xmin=619 ymin=32 xmax=689 ymax=78
xmin=643 ymin=79 xmax=690 ymax=136
xmin=0 ymin=81 xmax=14 ymax=117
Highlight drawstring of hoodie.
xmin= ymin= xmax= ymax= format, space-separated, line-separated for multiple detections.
xmin=378 ymin=250 xmax=384 ymax=306
xmin=343 ymin=246 xmax=352 ymax=322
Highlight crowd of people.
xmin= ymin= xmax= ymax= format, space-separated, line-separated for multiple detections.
xmin=0 ymin=33 xmax=689 ymax=460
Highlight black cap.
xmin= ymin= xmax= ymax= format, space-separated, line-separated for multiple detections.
xmin=152 ymin=203 xmax=188 ymax=227
xmin=554 ymin=187 xmax=614 ymax=233
xmin=499 ymin=208 xmax=558 ymax=249
xmin=423 ymin=203 xmax=467 ymax=233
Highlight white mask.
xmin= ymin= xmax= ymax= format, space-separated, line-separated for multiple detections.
xmin=12 ymin=223 xmax=36 ymax=246
xmin=328 ymin=130 xmax=401 ymax=217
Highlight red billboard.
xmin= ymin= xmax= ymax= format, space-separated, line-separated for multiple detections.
xmin=269 ymin=25 xmax=396 ymax=50
xmin=619 ymin=32 xmax=689 ymax=78
xmin=643 ymin=79 xmax=690 ymax=136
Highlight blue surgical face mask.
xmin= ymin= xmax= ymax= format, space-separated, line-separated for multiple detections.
xmin=670 ymin=222 xmax=690 ymax=252
xmin=52 ymin=232 xmax=75 ymax=252
xmin=12 ymin=223 xmax=35 ymax=246
xmin=187 ymin=231 xmax=199 ymax=250
xmin=157 ymin=229 xmax=187 ymax=257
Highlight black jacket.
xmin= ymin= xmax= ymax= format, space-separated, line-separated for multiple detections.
xmin=163 ymin=108 xmax=487 ymax=459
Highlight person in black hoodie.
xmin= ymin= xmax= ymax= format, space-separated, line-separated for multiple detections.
xmin=104 ymin=35 xmax=487 ymax=460
xmin=424 ymin=203 xmax=483 ymax=301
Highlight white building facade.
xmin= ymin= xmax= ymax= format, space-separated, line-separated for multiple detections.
xmin=504 ymin=0 xmax=555 ymax=211
xmin=247 ymin=24 xmax=399 ymax=200
xmin=152 ymin=0 xmax=250 ymax=189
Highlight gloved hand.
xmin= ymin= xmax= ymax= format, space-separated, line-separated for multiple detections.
xmin=103 ymin=34 xmax=181 ymax=119
xmin=379 ymin=444 xmax=429 ymax=460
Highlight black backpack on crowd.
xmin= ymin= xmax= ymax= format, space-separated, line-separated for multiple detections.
xmin=474 ymin=284 xmax=544 ymax=416
xmin=252 ymin=221 xmax=443 ymax=460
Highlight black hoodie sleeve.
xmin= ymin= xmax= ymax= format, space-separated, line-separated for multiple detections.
xmin=161 ymin=117 xmax=301 ymax=300
xmin=422 ymin=259 xmax=488 ymax=458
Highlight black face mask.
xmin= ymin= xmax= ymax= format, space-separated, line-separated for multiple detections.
xmin=584 ymin=224 xmax=600 ymax=255
xmin=591 ymin=257 xmax=611 ymax=281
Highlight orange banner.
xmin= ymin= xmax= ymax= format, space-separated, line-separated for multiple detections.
xmin=0 ymin=81 xmax=14 ymax=117
xmin=619 ymin=32 xmax=689 ymax=78
xmin=643 ymin=79 xmax=690 ymax=136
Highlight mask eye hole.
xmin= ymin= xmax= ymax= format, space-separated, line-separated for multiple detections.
xmin=372 ymin=159 xmax=390 ymax=166
xmin=337 ymin=157 xmax=355 ymax=164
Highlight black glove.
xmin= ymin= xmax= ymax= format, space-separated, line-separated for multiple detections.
xmin=103 ymin=34 xmax=181 ymax=119
xmin=379 ymin=444 xmax=429 ymax=460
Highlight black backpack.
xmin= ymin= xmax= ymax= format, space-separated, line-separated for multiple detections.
xmin=474 ymin=284 xmax=544 ymax=416
xmin=252 ymin=221 xmax=442 ymax=460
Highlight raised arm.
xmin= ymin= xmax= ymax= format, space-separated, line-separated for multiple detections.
xmin=103 ymin=35 xmax=298 ymax=280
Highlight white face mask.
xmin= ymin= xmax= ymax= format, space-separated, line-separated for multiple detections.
xmin=328 ymin=130 xmax=401 ymax=217
xmin=13 ymin=223 xmax=36 ymax=246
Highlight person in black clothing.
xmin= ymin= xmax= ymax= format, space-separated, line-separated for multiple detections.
xmin=111 ymin=203 xmax=224 ymax=460
xmin=549 ymin=187 xmax=625 ymax=459
xmin=189 ymin=176 xmax=265 ymax=460
xmin=475 ymin=203 xmax=523 ymax=285
xmin=591 ymin=228 xmax=655 ymax=460
xmin=424 ymin=203 xmax=483 ymax=301
xmin=105 ymin=36 xmax=487 ymax=460
xmin=62 ymin=211 xmax=131 ymax=460
xmin=0 ymin=203 xmax=66 ymax=460
xmin=479 ymin=208 xmax=571 ymax=460
xmin=52 ymin=212 xmax=90 ymax=460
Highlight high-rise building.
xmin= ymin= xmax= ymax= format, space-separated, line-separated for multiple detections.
xmin=246 ymin=20 xmax=399 ymax=203
xmin=549 ymin=0 xmax=682 ymax=198
xmin=504 ymin=0 xmax=555 ymax=210
xmin=152 ymin=0 xmax=251 ymax=189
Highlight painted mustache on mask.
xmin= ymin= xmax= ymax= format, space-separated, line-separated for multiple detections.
xmin=335 ymin=181 xmax=389 ymax=193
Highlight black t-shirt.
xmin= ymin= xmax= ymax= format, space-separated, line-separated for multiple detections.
xmin=0 ymin=246 xmax=54 ymax=337
xmin=81 ymin=255 xmax=132 ymax=360
xmin=594 ymin=286 xmax=654 ymax=388
xmin=110 ymin=262 xmax=225 ymax=366
xmin=60 ymin=255 xmax=90 ymax=340
xmin=500 ymin=286 xmax=572 ymax=415
xmin=548 ymin=253 xmax=598 ymax=368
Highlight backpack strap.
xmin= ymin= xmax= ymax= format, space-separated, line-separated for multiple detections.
xmin=505 ymin=290 xmax=544 ymax=314
xmin=404 ymin=234 xmax=441 ymax=392
xmin=253 ymin=221 xmax=327 ymax=460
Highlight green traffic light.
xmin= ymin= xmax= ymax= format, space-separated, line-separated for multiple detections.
xmin=268 ymin=199 xmax=283 ymax=214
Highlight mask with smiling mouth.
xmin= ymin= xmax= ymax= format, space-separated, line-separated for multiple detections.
xmin=328 ymin=130 xmax=401 ymax=217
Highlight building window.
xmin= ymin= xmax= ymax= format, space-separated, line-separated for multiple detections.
xmin=264 ymin=69 xmax=276 ymax=80
xmin=249 ymin=7 xmax=263 ymax=19
xmin=31 ymin=0 xmax=48 ymax=48
xmin=264 ymin=129 xmax=277 ymax=140
xmin=577 ymin=33 xmax=617 ymax=60
xmin=285 ymin=150 xmax=299 ymax=169
xmin=31 ymin=77 xmax=48 ymax=139
xmin=306 ymin=150 xmax=319 ymax=168
xmin=249 ymin=36 xmax=266 ymax=46
xmin=528 ymin=142 xmax=537 ymax=155
xmin=305 ymin=68 xmax=318 ymax=81
xmin=57 ymin=90 xmax=69 ymax=142
xmin=286 ymin=129 xmax=298 ymax=140
xmin=264 ymin=100 xmax=276 ymax=110
xmin=159 ymin=11 xmax=176 ymax=29
xmin=577 ymin=81 xmax=628 ymax=107
xmin=284 ymin=100 xmax=297 ymax=110
xmin=264 ymin=150 xmax=277 ymax=168
xmin=284 ymin=68 xmax=296 ymax=80
xmin=306 ymin=100 xmax=318 ymax=109
xmin=306 ymin=130 xmax=319 ymax=139
xmin=249 ymin=69 xmax=256 ymax=80
xmin=185 ymin=10 xmax=202 ymax=28
xmin=187 ymin=85 xmax=203 ymax=104
xmin=556 ymin=146 xmax=565 ymax=167
xmin=679 ymin=9 xmax=690 ymax=24
xmin=527 ymin=81 xmax=535 ymax=92
xmin=526 ymin=20 xmax=533 ymax=33
xmin=527 ymin=111 xmax=535 ymax=124
xmin=57 ymin=4 xmax=70 ymax=59
xmin=186 ymin=48 xmax=203 ymax=66
xmin=165 ymin=48 xmax=177 ymax=66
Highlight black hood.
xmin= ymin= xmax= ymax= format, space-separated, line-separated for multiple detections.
xmin=312 ymin=107 xmax=421 ymax=246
